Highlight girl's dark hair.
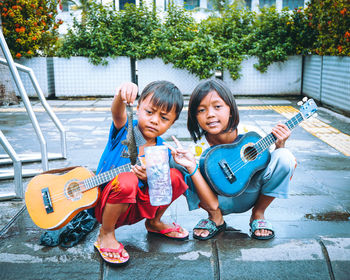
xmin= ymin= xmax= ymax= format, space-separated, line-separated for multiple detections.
xmin=187 ymin=79 xmax=239 ymax=142
xmin=138 ymin=80 xmax=184 ymax=121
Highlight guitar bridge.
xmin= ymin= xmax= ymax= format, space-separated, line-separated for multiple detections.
xmin=219 ymin=159 xmax=236 ymax=184
xmin=41 ymin=187 xmax=53 ymax=214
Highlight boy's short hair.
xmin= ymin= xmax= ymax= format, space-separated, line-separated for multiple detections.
xmin=188 ymin=79 xmax=240 ymax=142
xmin=138 ymin=81 xmax=184 ymax=121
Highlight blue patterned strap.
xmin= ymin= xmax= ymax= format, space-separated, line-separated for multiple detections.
xmin=250 ymin=219 xmax=274 ymax=233
xmin=193 ymin=219 xmax=217 ymax=234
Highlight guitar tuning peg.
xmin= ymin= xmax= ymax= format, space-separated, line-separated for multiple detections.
xmin=302 ymin=97 xmax=308 ymax=102
xmin=297 ymin=101 xmax=303 ymax=106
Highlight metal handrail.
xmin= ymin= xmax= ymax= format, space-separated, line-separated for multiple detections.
xmin=0 ymin=130 xmax=23 ymax=200
xmin=0 ymin=57 xmax=67 ymax=159
xmin=0 ymin=30 xmax=48 ymax=171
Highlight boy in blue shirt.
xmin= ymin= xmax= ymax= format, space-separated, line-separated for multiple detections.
xmin=94 ymin=81 xmax=189 ymax=266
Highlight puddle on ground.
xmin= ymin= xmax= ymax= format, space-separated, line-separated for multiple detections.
xmin=305 ymin=211 xmax=350 ymax=221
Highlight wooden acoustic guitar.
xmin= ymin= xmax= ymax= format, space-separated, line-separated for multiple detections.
xmin=199 ymin=99 xmax=318 ymax=197
xmin=25 ymin=161 xmax=138 ymax=230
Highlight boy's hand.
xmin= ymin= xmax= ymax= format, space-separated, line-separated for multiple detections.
xmin=116 ymin=82 xmax=138 ymax=105
xmin=166 ymin=136 xmax=197 ymax=174
xmin=272 ymin=123 xmax=291 ymax=149
xmin=131 ymin=161 xmax=147 ymax=181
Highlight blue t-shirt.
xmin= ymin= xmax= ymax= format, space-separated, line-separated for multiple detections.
xmin=96 ymin=120 xmax=171 ymax=186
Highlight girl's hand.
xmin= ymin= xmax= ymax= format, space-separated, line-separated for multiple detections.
xmin=131 ymin=160 xmax=147 ymax=181
xmin=166 ymin=136 xmax=197 ymax=174
xmin=116 ymin=82 xmax=138 ymax=105
xmin=272 ymin=123 xmax=291 ymax=149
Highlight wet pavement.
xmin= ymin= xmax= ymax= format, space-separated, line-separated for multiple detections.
xmin=0 ymin=96 xmax=350 ymax=280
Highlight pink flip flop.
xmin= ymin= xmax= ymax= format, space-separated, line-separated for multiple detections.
xmin=147 ymin=222 xmax=189 ymax=241
xmin=94 ymin=241 xmax=130 ymax=266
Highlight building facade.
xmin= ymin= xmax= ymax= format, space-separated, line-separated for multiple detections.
xmin=57 ymin=0 xmax=308 ymax=34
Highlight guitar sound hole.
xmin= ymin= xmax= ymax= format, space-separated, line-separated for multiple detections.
xmin=65 ymin=181 xmax=82 ymax=201
xmin=243 ymin=146 xmax=258 ymax=161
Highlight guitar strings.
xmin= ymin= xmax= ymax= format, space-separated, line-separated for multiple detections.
xmin=47 ymin=162 xmax=135 ymax=203
xmin=223 ymin=114 xmax=301 ymax=175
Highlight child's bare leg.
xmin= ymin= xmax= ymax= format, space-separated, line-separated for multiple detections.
xmin=145 ymin=206 xmax=188 ymax=238
xmin=98 ymin=203 xmax=129 ymax=258
xmin=250 ymin=194 xmax=275 ymax=237
xmin=193 ymin=203 xmax=225 ymax=238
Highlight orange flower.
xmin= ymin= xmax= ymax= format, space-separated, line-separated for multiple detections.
xmin=337 ymin=45 xmax=343 ymax=53
xmin=32 ymin=36 xmax=37 ymax=41
xmin=27 ymin=50 xmax=33 ymax=55
xmin=15 ymin=53 xmax=21 ymax=58
xmin=340 ymin=8 xmax=347 ymax=15
xmin=16 ymin=38 xmax=21 ymax=42
xmin=345 ymin=31 xmax=350 ymax=38
xmin=3 ymin=7 xmax=7 ymax=12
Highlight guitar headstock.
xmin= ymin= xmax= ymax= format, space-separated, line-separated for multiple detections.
xmin=298 ymin=98 xmax=318 ymax=120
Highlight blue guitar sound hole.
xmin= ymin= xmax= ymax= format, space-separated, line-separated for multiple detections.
xmin=243 ymin=146 xmax=258 ymax=161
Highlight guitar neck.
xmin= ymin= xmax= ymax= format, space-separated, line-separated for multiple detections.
xmin=254 ymin=112 xmax=304 ymax=153
xmin=81 ymin=160 xmax=138 ymax=191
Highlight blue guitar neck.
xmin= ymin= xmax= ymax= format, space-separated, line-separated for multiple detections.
xmin=255 ymin=112 xmax=303 ymax=154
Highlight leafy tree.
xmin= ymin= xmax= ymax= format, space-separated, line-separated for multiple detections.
xmin=58 ymin=2 xmax=161 ymax=64
xmin=0 ymin=14 xmax=19 ymax=105
xmin=200 ymin=2 xmax=254 ymax=79
xmin=306 ymin=0 xmax=350 ymax=56
xmin=247 ymin=6 xmax=296 ymax=72
xmin=0 ymin=0 xmax=62 ymax=58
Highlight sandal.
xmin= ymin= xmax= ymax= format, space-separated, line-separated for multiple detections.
xmin=94 ymin=241 xmax=130 ymax=266
xmin=193 ymin=218 xmax=226 ymax=241
xmin=148 ymin=222 xmax=189 ymax=241
xmin=250 ymin=219 xmax=275 ymax=240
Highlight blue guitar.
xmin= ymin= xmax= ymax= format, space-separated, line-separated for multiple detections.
xmin=199 ymin=99 xmax=318 ymax=197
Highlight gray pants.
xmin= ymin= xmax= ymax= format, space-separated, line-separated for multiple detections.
xmin=172 ymin=148 xmax=296 ymax=216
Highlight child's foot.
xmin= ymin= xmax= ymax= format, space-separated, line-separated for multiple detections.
xmin=145 ymin=220 xmax=189 ymax=240
xmin=96 ymin=228 xmax=129 ymax=261
xmin=193 ymin=218 xmax=226 ymax=240
xmin=193 ymin=211 xmax=225 ymax=239
xmin=249 ymin=214 xmax=274 ymax=239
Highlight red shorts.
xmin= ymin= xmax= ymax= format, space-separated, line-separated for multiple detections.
xmin=95 ymin=168 xmax=188 ymax=228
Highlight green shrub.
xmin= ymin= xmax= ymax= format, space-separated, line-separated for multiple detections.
xmin=289 ymin=7 xmax=317 ymax=55
xmin=156 ymin=3 xmax=218 ymax=79
xmin=0 ymin=0 xmax=62 ymax=58
xmin=246 ymin=6 xmax=296 ymax=72
xmin=57 ymin=3 xmax=118 ymax=65
xmin=306 ymin=0 xmax=350 ymax=56
xmin=200 ymin=4 xmax=254 ymax=79
xmin=56 ymin=0 xmax=349 ymax=79
xmin=58 ymin=3 xmax=160 ymax=65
